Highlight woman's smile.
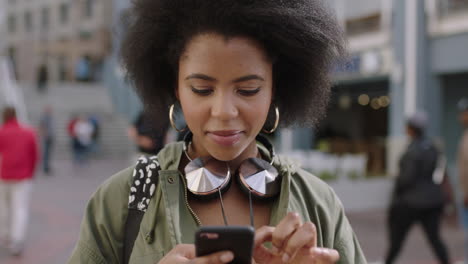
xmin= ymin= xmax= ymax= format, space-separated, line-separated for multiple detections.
xmin=206 ymin=130 xmax=244 ymax=147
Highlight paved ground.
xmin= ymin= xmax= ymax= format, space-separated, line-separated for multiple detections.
xmin=0 ymin=158 xmax=465 ymax=264
xmin=349 ymin=209 xmax=464 ymax=263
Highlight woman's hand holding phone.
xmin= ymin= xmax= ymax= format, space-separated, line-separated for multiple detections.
xmin=158 ymin=212 xmax=339 ymax=264
xmin=253 ymin=212 xmax=340 ymax=264
xmin=158 ymin=244 xmax=234 ymax=264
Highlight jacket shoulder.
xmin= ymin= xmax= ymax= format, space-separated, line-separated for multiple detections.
xmin=274 ymin=154 xmax=336 ymax=204
xmin=291 ymin=167 xmax=339 ymax=208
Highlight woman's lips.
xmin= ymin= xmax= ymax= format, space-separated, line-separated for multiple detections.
xmin=207 ymin=131 xmax=242 ymax=146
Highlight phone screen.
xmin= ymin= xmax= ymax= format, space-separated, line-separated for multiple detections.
xmin=195 ymin=226 xmax=255 ymax=264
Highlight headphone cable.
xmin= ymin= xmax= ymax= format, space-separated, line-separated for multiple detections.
xmin=218 ymin=188 xmax=229 ymax=226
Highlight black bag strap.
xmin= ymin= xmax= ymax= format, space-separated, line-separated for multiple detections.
xmin=124 ymin=155 xmax=161 ymax=264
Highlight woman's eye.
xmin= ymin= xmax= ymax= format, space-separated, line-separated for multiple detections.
xmin=191 ymin=86 xmax=213 ymax=95
xmin=238 ymin=87 xmax=260 ymax=96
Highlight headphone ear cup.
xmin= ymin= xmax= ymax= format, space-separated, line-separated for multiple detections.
xmin=235 ymin=172 xmax=252 ymax=197
xmin=236 ymin=161 xmax=281 ymax=202
xmin=187 ymin=167 xmax=233 ymax=200
xmin=235 ymin=172 xmax=278 ymax=202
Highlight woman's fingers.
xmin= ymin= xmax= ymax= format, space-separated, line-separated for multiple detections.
xmin=253 ymin=226 xmax=275 ymax=262
xmin=253 ymin=223 xmax=338 ymax=264
xmin=254 ymin=226 xmax=274 ymax=246
xmin=310 ymin=247 xmax=340 ymax=263
xmin=191 ymin=250 xmax=234 ymax=264
xmin=281 ymin=222 xmax=317 ymax=262
xmin=271 ymin=212 xmax=302 ymax=252
xmin=174 ymin=244 xmax=196 ymax=259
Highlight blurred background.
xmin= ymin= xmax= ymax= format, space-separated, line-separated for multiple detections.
xmin=1 ymin=0 xmax=468 ymax=263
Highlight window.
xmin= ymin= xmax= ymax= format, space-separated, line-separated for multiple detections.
xmin=345 ymin=13 xmax=381 ymax=36
xmin=439 ymin=0 xmax=468 ymax=16
xmin=447 ymin=0 xmax=468 ymax=10
xmin=84 ymin=0 xmax=94 ymax=18
xmin=8 ymin=15 xmax=16 ymax=33
xmin=58 ymin=55 xmax=68 ymax=81
xmin=24 ymin=11 xmax=33 ymax=32
xmin=60 ymin=3 xmax=69 ymax=24
xmin=42 ymin=7 xmax=50 ymax=30
xmin=79 ymin=30 xmax=93 ymax=40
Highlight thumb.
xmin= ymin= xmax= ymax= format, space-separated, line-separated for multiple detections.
xmin=311 ymin=247 xmax=340 ymax=263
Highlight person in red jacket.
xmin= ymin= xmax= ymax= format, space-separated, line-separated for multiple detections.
xmin=0 ymin=106 xmax=39 ymax=256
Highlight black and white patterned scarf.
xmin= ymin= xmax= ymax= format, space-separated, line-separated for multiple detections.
xmin=128 ymin=155 xmax=161 ymax=212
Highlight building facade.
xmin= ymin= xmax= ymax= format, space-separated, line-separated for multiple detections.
xmin=4 ymin=0 xmax=113 ymax=83
xmin=296 ymin=0 xmax=468 ymax=177
xmin=0 ymin=0 xmax=6 ymax=54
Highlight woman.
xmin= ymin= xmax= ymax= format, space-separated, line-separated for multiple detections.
xmin=68 ymin=0 xmax=366 ymax=263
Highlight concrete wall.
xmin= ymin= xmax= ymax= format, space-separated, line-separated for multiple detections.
xmin=343 ymin=0 xmax=381 ymax=19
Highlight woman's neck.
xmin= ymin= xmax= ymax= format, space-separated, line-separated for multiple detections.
xmin=188 ymin=139 xmax=259 ymax=172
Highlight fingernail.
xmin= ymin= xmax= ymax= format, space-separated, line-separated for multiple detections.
xmin=314 ymin=248 xmax=325 ymax=255
xmin=282 ymin=253 xmax=290 ymax=263
xmin=220 ymin=252 xmax=234 ymax=263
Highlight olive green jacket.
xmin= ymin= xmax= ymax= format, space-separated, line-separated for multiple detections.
xmin=68 ymin=142 xmax=367 ymax=264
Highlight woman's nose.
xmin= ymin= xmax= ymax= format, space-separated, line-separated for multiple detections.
xmin=211 ymin=93 xmax=238 ymax=120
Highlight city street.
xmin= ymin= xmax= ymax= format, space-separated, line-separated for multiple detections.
xmin=0 ymin=158 xmax=464 ymax=264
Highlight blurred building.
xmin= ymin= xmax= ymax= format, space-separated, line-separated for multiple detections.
xmin=0 ymin=0 xmax=6 ymax=55
xmin=309 ymin=0 xmax=468 ymax=177
xmin=4 ymin=0 xmax=113 ymax=82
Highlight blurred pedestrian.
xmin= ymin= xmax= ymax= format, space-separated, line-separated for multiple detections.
xmin=385 ymin=111 xmax=451 ymax=264
xmin=0 ymin=106 xmax=39 ymax=256
xmin=457 ymin=98 xmax=468 ymax=262
xmin=67 ymin=115 xmax=79 ymax=163
xmin=127 ymin=111 xmax=169 ymax=159
xmin=39 ymin=105 xmax=54 ymax=175
xmin=88 ymin=114 xmax=100 ymax=154
xmin=75 ymin=56 xmax=91 ymax=82
xmin=36 ymin=64 xmax=48 ymax=93
xmin=72 ymin=115 xmax=94 ymax=165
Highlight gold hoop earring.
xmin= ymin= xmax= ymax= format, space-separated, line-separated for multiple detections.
xmin=262 ymin=106 xmax=279 ymax=134
xmin=169 ymin=104 xmax=187 ymax=132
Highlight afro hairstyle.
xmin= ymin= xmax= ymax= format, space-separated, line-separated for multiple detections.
xmin=120 ymin=0 xmax=345 ymax=127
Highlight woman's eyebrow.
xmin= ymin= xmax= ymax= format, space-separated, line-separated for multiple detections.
xmin=185 ymin=73 xmax=217 ymax=81
xmin=232 ymin=75 xmax=265 ymax=83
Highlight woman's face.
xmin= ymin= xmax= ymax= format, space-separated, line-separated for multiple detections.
xmin=177 ymin=33 xmax=273 ymax=162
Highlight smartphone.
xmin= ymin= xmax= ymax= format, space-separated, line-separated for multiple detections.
xmin=195 ymin=226 xmax=255 ymax=264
